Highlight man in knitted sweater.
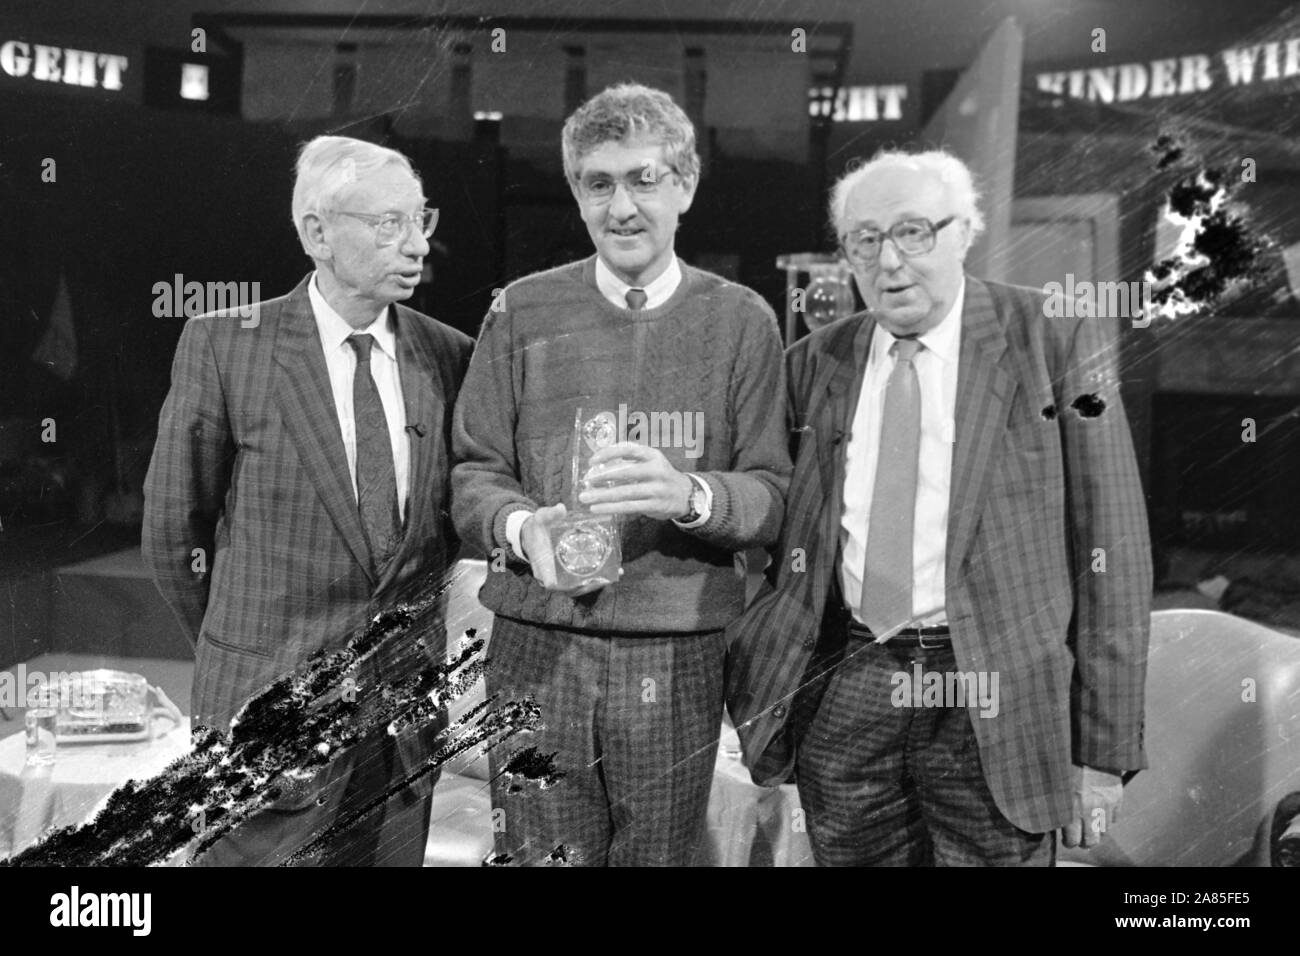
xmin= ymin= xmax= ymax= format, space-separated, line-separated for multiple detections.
xmin=452 ymin=84 xmax=791 ymax=866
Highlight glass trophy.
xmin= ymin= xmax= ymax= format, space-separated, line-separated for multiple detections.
xmin=552 ymin=407 xmax=623 ymax=590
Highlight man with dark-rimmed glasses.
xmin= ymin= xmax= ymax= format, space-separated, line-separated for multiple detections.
xmin=452 ymin=84 xmax=790 ymax=866
xmin=144 ymin=135 xmax=473 ymax=865
xmin=726 ymin=148 xmax=1151 ymax=866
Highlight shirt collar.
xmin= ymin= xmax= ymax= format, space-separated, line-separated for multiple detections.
xmin=594 ymin=255 xmax=682 ymax=310
xmin=308 ymin=272 xmax=397 ymax=359
xmin=869 ymin=276 xmax=965 ymax=369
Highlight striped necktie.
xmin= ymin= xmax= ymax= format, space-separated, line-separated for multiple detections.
xmin=346 ymin=333 xmax=402 ymax=572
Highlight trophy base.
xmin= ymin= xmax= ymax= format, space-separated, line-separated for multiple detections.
xmin=553 ymin=513 xmax=622 ymax=590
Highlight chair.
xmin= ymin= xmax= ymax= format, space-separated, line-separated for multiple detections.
xmin=1061 ymin=609 xmax=1300 ymax=866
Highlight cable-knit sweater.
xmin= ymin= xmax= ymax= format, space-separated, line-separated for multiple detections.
xmin=451 ymin=255 xmax=792 ymax=634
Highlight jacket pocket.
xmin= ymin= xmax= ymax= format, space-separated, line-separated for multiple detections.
xmin=200 ymin=630 xmax=276 ymax=661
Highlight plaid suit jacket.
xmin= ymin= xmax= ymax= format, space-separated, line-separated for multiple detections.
xmin=725 ymin=277 xmax=1152 ymax=833
xmin=143 ymin=276 xmax=473 ymax=744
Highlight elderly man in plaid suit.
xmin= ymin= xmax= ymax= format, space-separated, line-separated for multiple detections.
xmin=726 ymin=148 xmax=1152 ymax=866
xmin=143 ymin=136 xmax=472 ymax=865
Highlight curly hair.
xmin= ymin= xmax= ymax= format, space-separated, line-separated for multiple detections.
xmin=561 ymin=83 xmax=701 ymax=186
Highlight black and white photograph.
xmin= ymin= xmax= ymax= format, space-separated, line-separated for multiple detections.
xmin=0 ymin=0 xmax=1297 ymax=927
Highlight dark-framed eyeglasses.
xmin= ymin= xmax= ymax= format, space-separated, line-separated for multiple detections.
xmin=839 ymin=216 xmax=956 ymax=266
xmin=335 ymin=207 xmax=439 ymax=246
xmin=576 ymin=167 xmax=680 ymax=204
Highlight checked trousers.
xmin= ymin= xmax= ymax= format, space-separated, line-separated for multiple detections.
xmin=485 ymin=616 xmax=726 ymax=866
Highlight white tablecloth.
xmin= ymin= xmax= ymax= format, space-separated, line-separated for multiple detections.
xmin=699 ymin=747 xmax=816 ymax=867
xmin=0 ymin=718 xmax=191 ymax=860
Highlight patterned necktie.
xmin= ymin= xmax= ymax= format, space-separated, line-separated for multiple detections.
xmin=860 ymin=336 xmax=923 ymax=637
xmin=346 ymin=333 xmax=401 ymax=572
xmin=625 ymin=288 xmax=648 ymax=311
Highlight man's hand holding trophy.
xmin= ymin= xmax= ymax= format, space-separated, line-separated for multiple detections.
xmin=519 ymin=407 xmax=695 ymax=597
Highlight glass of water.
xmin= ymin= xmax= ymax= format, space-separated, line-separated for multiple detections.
xmin=24 ymin=689 xmax=59 ymax=766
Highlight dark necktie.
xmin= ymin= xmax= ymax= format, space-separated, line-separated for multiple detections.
xmin=860 ymin=336 xmax=923 ymax=637
xmin=346 ymin=333 xmax=401 ymax=572
xmin=625 ymin=288 xmax=648 ymax=310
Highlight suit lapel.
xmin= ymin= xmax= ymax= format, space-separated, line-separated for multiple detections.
xmin=273 ymin=276 xmax=376 ymax=586
xmin=946 ymin=277 xmax=1014 ymax=582
xmin=815 ymin=316 xmax=874 ymax=515
xmin=797 ymin=316 xmax=872 ymax=605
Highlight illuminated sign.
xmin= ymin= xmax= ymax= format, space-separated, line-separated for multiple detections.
xmin=143 ymin=48 xmax=240 ymax=113
xmin=809 ymin=84 xmax=908 ymax=121
xmin=1036 ymin=35 xmax=1300 ymax=104
xmin=180 ymin=63 xmax=209 ymax=102
xmin=0 ymin=39 xmax=128 ymax=91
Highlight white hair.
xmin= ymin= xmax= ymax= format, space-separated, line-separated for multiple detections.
xmin=829 ymin=148 xmax=985 ymax=251
xmin=290 ymin=136 xmax=417 ymax=254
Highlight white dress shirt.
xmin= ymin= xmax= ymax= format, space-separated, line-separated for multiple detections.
xmin=505 ymin=254 xmax=708 ymax=560
xmin=840 ymin=279 xmax=964 ymax=629
xmin=308 ymin=274 xmax=409 ymax=522
xmin=594 ymin=254 xmax=682 ymax=310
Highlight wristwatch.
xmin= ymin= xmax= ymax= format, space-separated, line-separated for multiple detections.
xmin=678 ymin=474 xmax=708 ymax=523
